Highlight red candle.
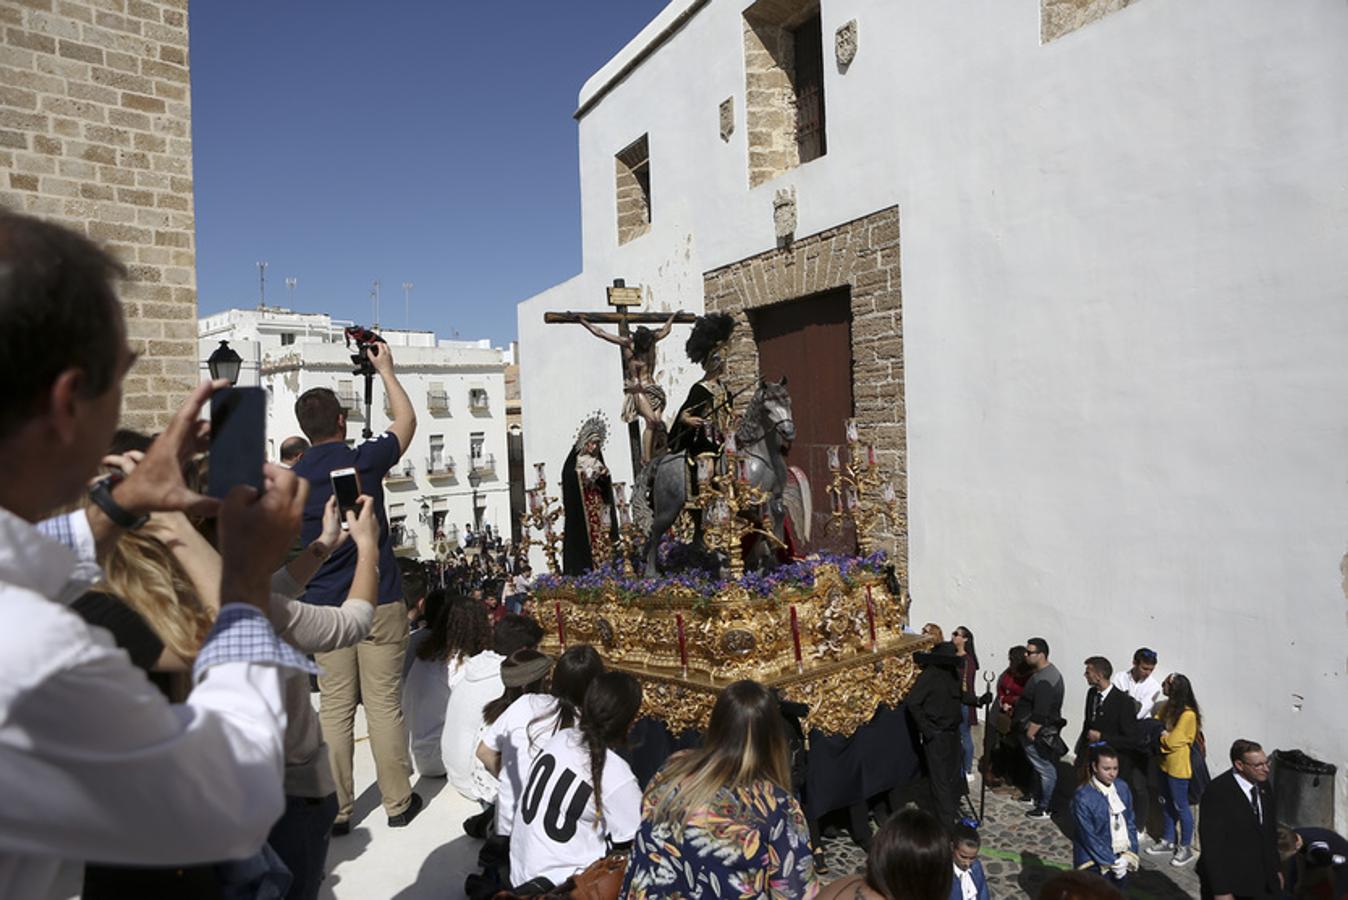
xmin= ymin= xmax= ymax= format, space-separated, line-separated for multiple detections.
xmin=554 ymin=601 xmax=566 ymax=648
xmin=789 ymin=605 xmax=803 ymax=673
xmin=865 ymin=585 xmax=878 ymax=651
xmin=676 ymin=614 xmax=688 ymax=675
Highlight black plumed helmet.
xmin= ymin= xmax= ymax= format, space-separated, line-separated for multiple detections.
xmin=684 ymin=312 xmax=735 ymax=365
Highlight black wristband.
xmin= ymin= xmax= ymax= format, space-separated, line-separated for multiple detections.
xmin=89 ymin=475 xmax=149 ymax=531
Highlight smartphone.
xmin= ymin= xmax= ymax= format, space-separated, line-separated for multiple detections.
xmin=207 ymin=387 xmax=266 ymax=499
xmin=331 ymin=467 xmax=361 ymax=530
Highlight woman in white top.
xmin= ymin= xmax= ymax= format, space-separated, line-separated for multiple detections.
xmin=402 ymin=592 xmax=490 ymax=777
xmin=509 ymin=671 xmax=644 ymax=891
xmin=478 ymin=644 xmax=604 ymax=838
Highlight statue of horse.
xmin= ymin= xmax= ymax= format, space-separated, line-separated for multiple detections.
xmin=638 ymin=378 xmax=807 ymax=576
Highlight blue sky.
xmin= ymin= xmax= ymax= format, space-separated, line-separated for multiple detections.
xmin=188 ymin=2 xmax=664 ymax=346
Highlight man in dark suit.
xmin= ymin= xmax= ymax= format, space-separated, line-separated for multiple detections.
xmin=1075 ymin=656 xmax=1139 ymax=761
xmin=1198 ymin=739 xmax=1281 ymax=900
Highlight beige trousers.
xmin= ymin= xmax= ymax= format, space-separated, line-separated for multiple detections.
xmin=316 ymin=601 xmax=413 ymax=820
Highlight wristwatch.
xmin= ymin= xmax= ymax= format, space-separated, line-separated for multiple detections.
xmin=89 ymin=473 xmax=150 ymax=531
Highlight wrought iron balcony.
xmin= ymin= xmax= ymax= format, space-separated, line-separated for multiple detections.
xmin=426 ymin=454 xmax=455 ymax=479
xmin=427 ymin=389 xmax=450 ymax=414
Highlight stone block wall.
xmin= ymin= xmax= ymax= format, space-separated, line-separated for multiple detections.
xmin=0 ymin=0 xmax=197 ymax=432
xmin=615 ymin=134 xmax=650 ymax=245
xmin=742 ymin=7 xmax=798 ymax=188
xmin=1040 ymin=0 xmax=1139 ymax=43
xmin=703 ymin=206 xmax=908 ymax=579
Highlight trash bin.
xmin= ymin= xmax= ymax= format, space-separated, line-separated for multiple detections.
xmin=1271 ymin=749 xmax=1337 ymax=828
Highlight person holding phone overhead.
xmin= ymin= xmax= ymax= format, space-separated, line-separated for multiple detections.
xmin=291 ymin=340 xmax=422 ymax=833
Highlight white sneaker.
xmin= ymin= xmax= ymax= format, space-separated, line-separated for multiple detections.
xmin=1145 ymin=840 xmax=1176 ymax=856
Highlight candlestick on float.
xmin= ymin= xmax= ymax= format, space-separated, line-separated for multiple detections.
xmin=675 ymin=613 xmax=688 ymax=678
xmin=554 ymin=601 xmax=566 ymax=648
xmin=789 ymin=605 xmax=803 ymax=674
xmin=865 ymin=585 xmax=878 ymax=652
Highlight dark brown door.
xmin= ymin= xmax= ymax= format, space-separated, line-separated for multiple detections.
xmin=749 ymin=288 xmax=853 ymax=554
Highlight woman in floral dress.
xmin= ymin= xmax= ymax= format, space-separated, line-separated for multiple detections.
xmin=621 ymin=680 xmax=818 ymax=899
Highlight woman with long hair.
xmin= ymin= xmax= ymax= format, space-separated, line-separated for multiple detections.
xmin=951 ymin=625 xmax=980 ymax=777
xmin=1071 ymin=743 xmax=1139 ymax=885
xmin=403 ymin=592 xmax=491 ymax=777
xmin=622 ymin=679 xmax=819 ymax=898
xmin=1145 ymin=673 xmax=1202 ymax=867
xmin=816 ymin=807 xmax=952 ymax=900
xmin=478 ymin=645 xmax=604 ymax=841
xmin=509 ymin=671 xmax=644 ymax=891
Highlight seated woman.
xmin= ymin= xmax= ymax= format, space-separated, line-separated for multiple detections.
xmin=478 ymin=644 xmax=604 ymax=840
xmin=1070 ymin=743 xmax=1139 ymax=886
xmin=622 ymin=679 xmax=818 ymax=898
xmin=816 ymin=807 xmax=952 ymax=900
xmin=402 ymin=592 xmax=491 ymax=778
xmin=509 ymin=672 xmax=644 ymax=891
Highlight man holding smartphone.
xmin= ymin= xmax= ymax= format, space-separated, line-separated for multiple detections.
xmin=291 ymin=342 xmax=422 ymax=832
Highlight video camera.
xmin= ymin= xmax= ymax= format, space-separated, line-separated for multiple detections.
xmin=344 ymin=325 xmax=386 ymax=377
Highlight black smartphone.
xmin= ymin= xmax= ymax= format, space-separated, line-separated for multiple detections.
xmin=330 ymin=467 xmax=361 ymax=529
xmin=207 ymin=387 xmax=266 ymax=499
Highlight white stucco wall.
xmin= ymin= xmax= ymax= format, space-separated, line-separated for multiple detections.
xmin=518 ymin=0 xmax=1348 ymax=827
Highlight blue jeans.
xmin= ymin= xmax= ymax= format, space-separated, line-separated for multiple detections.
xmin=1160 ymin=774 xmax=1193 ymax=847
xmin=268 ymin=793 xmax=338 ymax=900
xmin=959 ymin=721 xmax=974 ymax=775
xmin=1022 ymin=735 xmax=1058 ymax=810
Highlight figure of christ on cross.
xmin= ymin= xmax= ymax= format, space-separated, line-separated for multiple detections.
xmin=543 ymin=285 xmax=695 ymax=475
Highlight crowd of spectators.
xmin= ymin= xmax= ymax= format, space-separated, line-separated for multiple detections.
xmin=1 ymin=210 xmax=1340 ymax=900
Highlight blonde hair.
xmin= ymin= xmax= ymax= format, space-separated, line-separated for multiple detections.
xmin=98 ymin=527 xmax=214 ymax=661
xmin=647 ymin=680 xmax=792 ymax=838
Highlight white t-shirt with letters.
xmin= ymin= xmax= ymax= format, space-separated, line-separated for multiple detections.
xmin=481 ymin=693 xmax=562 ymax=836
xmin=508 ymin=727 xmax=641 ymax=888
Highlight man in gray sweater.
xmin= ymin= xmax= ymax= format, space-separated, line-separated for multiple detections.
xmin=1014 ymin=636 xmax=1066 ymax=818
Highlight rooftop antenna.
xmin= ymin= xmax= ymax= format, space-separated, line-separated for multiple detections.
xmin=370 ymin=280 xmax=381 ymax=329
xmin=285 ymin=276 xmax=297 ymax=307
xmin=402 ymin=281 xmax=414 ymax=331
xmin=256 ymin=260 xmax=268 ymax=310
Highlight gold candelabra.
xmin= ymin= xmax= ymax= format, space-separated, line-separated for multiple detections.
xmin=520 ymin=463 xmax=564 ymax=574
xmin=825 ymin=418 xmax=902 ymax=555
xmin=691 ymin=448 xmax=785 ymax=579
xmin=610 ymin=481 xmax=646 ymax=571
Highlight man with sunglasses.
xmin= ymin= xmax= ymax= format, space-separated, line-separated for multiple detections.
xmin=1111 ymin=647 xmax=1164 ymax=836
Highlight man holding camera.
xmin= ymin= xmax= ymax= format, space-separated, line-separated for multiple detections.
xmin=292 ymin=341 xmax=422 ymax=832
xmin=0 ymin=211 xmax=309 ymax=895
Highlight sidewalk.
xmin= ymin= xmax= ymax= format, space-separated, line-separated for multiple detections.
xmin=318 ymin=708 xmax=481 ymax=899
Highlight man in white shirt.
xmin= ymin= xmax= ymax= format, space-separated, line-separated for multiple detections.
xmin=0 ymin=211 xmax=307 ymax=897
xmin=1110 ymin=647 xmax=1163 ymax=720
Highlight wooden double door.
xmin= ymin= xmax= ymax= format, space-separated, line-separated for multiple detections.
xmin=748 ymin=287 xmax=854 ymax=554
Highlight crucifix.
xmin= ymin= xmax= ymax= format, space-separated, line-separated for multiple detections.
xmin=544 ymin=279 xmax=697 ymax=476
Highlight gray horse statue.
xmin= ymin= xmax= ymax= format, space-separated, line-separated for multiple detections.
xmin=638 ymin=378 xmax=807 ymax=576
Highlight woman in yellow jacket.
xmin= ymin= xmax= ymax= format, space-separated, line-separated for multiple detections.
xmin=1146 ymin=673 xmax=1201 ymax=868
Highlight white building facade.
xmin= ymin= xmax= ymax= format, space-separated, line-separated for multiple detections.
xmin=200 ymin=308 xmax=513 ymax=559
xmin=517 ymin=0 xmax=1348 ymax=827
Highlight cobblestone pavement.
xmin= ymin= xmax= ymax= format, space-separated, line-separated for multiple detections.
xmin=819 ymin=773 xmax=1200 ymax=898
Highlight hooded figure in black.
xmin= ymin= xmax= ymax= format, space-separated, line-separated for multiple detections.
xmin=667 ymin=312 xmax=735 ymax=463
xmin=907 ymin=641 xmax=992 ymax=827
xmin=561 ymin=413 xmax=619 ymax=575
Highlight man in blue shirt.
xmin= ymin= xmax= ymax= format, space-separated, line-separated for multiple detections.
xmin=291 ymin=341 xmax=422 ymax=832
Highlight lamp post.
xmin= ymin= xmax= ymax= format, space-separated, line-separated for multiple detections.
xmin=467 ymin=467 xmax=482 ymax=532
xmin=207 ymin=340 xmax=243 ymax=385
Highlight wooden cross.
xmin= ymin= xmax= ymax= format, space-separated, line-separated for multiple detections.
xmin=543 ymin=279 xmax=697 ymax=475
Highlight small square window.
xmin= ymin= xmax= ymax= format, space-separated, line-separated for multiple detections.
xmin=615 ymin=135 xmax=651 ymax=245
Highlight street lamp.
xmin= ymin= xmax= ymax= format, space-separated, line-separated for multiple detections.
xmin=467 ymin=468 xmax=482 ymax=531
xmin=207 ymin=340 xmax=243 ymax=385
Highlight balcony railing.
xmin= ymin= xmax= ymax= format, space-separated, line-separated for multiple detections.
xmin=391 ymin=525 xmax=416 ymax=553
xmin=426 ymin=454 xmax=455 ymax=478
xmin=335 ymin=390 xmax=363 ymax=417
xmin=469 ymin=389 xmax=490 ymax=413
xmin=385 ymin=459 xmax=415 ymax=484
xmin=469 ymin=453 xmax=495 ymax=476
xmin=427 ymin=389 xmax=450 ymax=415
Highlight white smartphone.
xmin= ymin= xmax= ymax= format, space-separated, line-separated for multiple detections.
xmin=330 ymin=467 xmax=361 ymax=530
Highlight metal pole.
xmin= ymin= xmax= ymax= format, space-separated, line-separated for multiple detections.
xmin=285 ymin=276 xmax=297 ymax=307
xmin=371 ymin=280 xmax=380 ymax=329
xmin=256 ymin=260 xmax=268 ymax=309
